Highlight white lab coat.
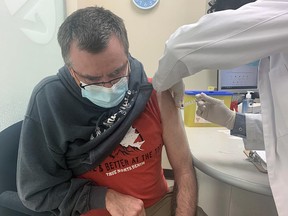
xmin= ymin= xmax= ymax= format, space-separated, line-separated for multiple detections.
xmin=152 ymin=0 xmax=288 ymax=215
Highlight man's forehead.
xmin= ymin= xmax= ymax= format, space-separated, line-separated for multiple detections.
xmin=69 ymin=40 xmax=128 ymax=77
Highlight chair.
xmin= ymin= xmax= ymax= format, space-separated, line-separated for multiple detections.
xmin=0 ymin=121 xmax=50 ymax=216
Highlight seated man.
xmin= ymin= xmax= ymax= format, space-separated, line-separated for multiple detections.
xmin=16 ymin=6 xmax=204 ymax=216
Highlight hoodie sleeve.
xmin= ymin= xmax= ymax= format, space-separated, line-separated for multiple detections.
xmin=17 ymin=114 xmax=107 ymax=215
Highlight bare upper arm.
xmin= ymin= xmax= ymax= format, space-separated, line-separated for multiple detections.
xmin=157 ymin=91 xmax=193 ymax=176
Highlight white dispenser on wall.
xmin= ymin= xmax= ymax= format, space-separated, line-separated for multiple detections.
xmin=242 ymin=91 xmax=254 ymax=113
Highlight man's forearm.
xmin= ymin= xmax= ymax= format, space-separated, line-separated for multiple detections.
xmin=174 ymin=169 xmax=197 ymax=216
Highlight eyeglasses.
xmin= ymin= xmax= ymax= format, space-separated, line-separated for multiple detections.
xmin=80 ymin=75 xmax=129 ymax=88
xmin=72 ymin=61 xmax=130 ymax=88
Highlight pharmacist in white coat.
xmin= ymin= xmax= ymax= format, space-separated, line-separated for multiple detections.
xmin=152 ymin=0 xmax=288 ymax=215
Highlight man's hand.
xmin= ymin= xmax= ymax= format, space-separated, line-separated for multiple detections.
xmin=196 ymin=93 xmax=236 ymax=130
xmin=106 ymin=189 xmax=146 ymax=216
xmin=169 ymin=80 xmax=185 ymax=108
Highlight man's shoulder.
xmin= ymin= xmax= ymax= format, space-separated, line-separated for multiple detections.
xmin=32 ymin=66 xmax=70 ymax=95
xmin=32 ymin=75 xmax=61 ymax=96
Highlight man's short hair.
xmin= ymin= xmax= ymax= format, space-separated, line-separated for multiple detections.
xmin=57 ymin=7 xmax=129 ymax=66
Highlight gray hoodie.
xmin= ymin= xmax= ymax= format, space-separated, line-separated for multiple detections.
xmin=16 ymin=56 xmax=152 ymax=215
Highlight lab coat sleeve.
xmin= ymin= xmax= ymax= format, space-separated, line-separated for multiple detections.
xmin=153 ymin=0 xmax=288 ymax=91
xmin=243 ymin=114 xmax=265 ymax=150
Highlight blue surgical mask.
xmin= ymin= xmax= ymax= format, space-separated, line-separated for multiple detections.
xmin=81 ymin=77 xmax=128 ymax=108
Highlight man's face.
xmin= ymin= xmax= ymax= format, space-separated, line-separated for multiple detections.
xmin=69 ymin=36 xmax=129 ymax=88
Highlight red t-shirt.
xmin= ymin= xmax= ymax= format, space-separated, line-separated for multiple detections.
xmin=80 ymin=91 xmax=168 ymax=216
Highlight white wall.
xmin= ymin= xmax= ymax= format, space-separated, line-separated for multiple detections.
xmin=0 ymin=0 xmax=217 ymax=131
xmin=0 ymin=0 xmax=65 ymax=131
xmin=66 ymin=0 xmax=217 ymax=91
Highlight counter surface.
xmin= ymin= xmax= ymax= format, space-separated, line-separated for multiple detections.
xmin=185 ymin=127 xmax=271 ymax=196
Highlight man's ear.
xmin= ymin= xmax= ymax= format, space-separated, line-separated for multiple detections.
xmin=68 ymin=67 xmax=74 ymax=77
xmin=68 ymin=67 xmax=80 ymax=86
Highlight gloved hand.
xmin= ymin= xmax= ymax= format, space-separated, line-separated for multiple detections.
xmin=195 ymin=93 xmax=236 ymax=130
xmin=169 ymin=80 xmax=185 ymax=108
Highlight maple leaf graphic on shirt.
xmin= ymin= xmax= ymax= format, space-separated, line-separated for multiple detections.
xmin=110 ymin=127 xmax=145 ymax=158
xmin=120 ymin=127 xmax=145 ymax=150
